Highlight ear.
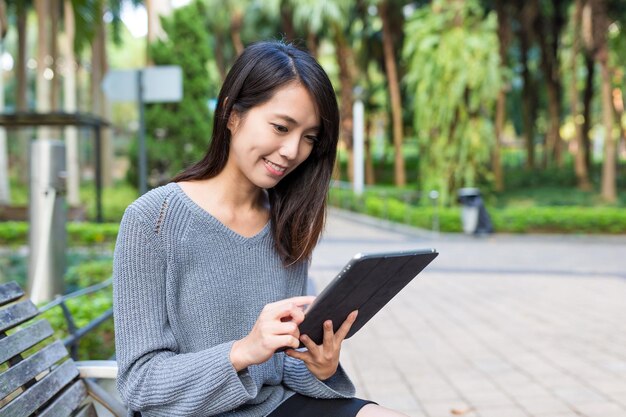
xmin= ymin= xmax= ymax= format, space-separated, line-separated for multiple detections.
xmin=227 ymin=110 xmax=240 ymax=133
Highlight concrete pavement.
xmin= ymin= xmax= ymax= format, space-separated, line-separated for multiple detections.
xmin=310 ymin=209 xmax=626 ymax=417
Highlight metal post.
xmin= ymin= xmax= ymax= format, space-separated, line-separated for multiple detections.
xmin=138 ymin=70 xmax=148 ymax=195
xmin=28 ymin=140 xmax=67 ymax=305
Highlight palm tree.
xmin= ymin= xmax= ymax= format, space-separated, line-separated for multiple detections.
xmin=286 ymin=0 xmax=358 ymax=181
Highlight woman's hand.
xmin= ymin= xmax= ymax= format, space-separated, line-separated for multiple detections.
xmin=230 ymin=296 xmax=315 ymax=371
xmin=284 ymin=310 xmax=358 ymax=381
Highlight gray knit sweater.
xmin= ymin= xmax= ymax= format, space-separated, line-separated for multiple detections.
xmin=113 ymin=183 xmax=355 ymax=417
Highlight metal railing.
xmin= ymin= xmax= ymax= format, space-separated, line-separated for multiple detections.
xmin=39 ymin=278 xmax=113 ymax=360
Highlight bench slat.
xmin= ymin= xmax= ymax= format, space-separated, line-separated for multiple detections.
xmin=38 ymin=380 xmax=88 ymax=417
xmin=0 ymin=359 xmax=79 ymax=417
xmin=0 ymin=340 xmax=69 ymax=399
xmin=0 ymin=301 xmax=39 ymax=334
xmin=0 ymin=283 xmax=24 ymax=307
xmin=0 ymin=320 xmax=54 ymax=364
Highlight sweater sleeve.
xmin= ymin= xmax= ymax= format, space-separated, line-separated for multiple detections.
xmin=113 ymin=207 xmax=257 ymax=417
xmin=282 ymin=356 xmax=356 ymax=399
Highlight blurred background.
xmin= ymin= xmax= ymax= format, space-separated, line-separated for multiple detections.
xmin=0 ymin=0 xmax=625 ymax=360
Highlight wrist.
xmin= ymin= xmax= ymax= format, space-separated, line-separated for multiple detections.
xmin=230 ymin=339 xmax=250 ymax=372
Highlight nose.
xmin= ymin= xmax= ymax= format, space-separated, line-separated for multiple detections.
xmin=278 ymin=134 xmax=300 ymax=161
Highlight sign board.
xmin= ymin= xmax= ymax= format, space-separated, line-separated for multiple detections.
xmin=101 ymin=66 xmax=183 ymax=103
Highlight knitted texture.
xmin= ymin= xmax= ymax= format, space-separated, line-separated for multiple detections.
xmin=113 ymin=183 xmax=355 ymax=417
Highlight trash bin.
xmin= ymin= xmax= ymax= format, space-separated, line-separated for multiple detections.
xmin=457 ymin=188 xmax=493 ymax=235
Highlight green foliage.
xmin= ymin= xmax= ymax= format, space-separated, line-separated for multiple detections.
xmin=403 ymin=0 xmax=502 ymax=205
xmin=127 ymin=1 xmax=216 ymax=186
xmin=0 ymin=222 xmax=119 ymax=247
xmin=40 ymin=289 xmax=115 ymax=360
xmin=329 ymin=188 xmax=626 ymax=234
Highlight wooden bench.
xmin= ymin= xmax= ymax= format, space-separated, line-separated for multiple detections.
xmin=0 ymin=281 xmax=125 ymax=417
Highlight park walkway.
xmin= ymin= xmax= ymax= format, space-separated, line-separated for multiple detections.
xmin=310 ymin=209 xmax=626 ymax=417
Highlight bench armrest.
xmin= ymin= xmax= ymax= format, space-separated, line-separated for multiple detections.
xmin=75 ymin=360 xmax=119 ymax=379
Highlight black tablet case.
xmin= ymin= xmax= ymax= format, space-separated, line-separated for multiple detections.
xmin=298 ymin=249 xmax=438 ymax=346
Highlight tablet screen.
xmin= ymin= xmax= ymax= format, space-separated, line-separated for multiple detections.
xmin=297 ymin=249 xmax=438 ymax=347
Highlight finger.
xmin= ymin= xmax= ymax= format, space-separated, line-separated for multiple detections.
xmin=286 ymin=296 xmax=317 ymax=307
xmin=323 ymin=320 xmax=334 ymax=348
xmin=271 ymin=296 xmax=316 ymax=320
xmin=277 ymin=335 xmax=301 ymax=350
xmin=284 ymin=349 xmax=311 ymax=362
xmin=274 ymin=321 xmax=300 ymax=338
xmin=334 ymin=310 xmax=358 ymax=341
xmin=299 ymin=334 xmax=318 ymax=352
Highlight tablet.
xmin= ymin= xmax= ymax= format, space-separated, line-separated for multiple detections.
xmin=297 ymin=248 xmax=438 ymax=347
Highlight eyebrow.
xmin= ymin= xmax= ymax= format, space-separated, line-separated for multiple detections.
xmin=273 ymin=114 xmax=320 ymax=131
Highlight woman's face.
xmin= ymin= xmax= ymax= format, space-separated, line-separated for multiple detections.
xmin=226 ymin=82 xmax=320 ymax=190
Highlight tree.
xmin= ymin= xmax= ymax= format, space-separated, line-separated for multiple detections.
xmin=378 ymin=0 xmax=406 ymax=186
xmin=404 ymin=0 xmax=502 ymax=205
xmin=569 ymin=0 xmax=592 ymax=190
xmin=587 ymin=0 xmax=617 ymax=202
xmin=0 ymin=0 xmax=9 ymax=204
xmin=127 ymin=1 xmax=214 ymax=187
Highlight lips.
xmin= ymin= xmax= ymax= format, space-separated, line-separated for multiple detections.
xmin=263 ymin=158 xmax=287 ymax=176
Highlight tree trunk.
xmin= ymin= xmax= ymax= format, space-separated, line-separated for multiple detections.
xmin=518 ymin=4 xmax=536 ymax=169
xmin=16 ymin=4 xmax=27 ymax=111
xmin=50 ymin=0 xmax=60 ymax=112
xmin=64 ymin=0 xmax=80 ymax=206
xmin=0 ymin=0 xmax=9 ymax=203
xmin=534 ymin=0 xmax=564 ymax=167
xmin=280 ymin=3 xmax=297 ymax=42
xmin=306 ymin=31 xmax=319 ymax=59
xmin=0 ymin=41 xmax=9 ymax=204
xmin=230 ymin=10 xmax=244 ymax=56
xmin=365 ymin=116 xmax=375 ymax=185
xmin=91 ymin=10 xmax=114 ymax=187
xmin=36 ymin=0 xmax=51 ymax=140
xmin=582 ymin=54 xmax=594 ymax=170
xmin=146 ymin=0 xmax=170 ymax=64
xmin=591 ymin=0 xmax=616 ymax=202
xmin=214 ymin=34 xmax=226 ymax=82
xmin=599 ymin=59 xmax=616 ymax=202
xmin=334 ymin=25 xmax=355 ymax=182
xmin=15 ymin=3 xmax=28 ymax=184
xmin=570 ymin=0 xmax=592 ymax=190
xmin=379 ymin=0 xmax=405 ymax=187
xmin=493 ymin=0 xmax=511 ymax=192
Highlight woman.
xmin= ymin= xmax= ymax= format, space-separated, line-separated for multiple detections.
xmin=113 ymin=41 xmax=408 ymax=417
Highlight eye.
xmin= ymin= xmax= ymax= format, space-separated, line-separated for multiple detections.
xmin=271 ymin=123 xmax=288 ymax=133
xmin=304 ymin=135 xmax=319 ymax=144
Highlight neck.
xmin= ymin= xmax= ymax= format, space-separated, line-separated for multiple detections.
xmin=205 ymin=170 xmax=266 ymax=211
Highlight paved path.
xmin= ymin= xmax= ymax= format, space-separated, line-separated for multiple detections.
xmin=309 ymin=209 xmax=626 ymax=417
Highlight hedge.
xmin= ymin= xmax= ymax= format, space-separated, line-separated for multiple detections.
xmin=0 ymin=222 xmax=119 ymax=246
xmin=329 ymin=188 xmax=626 ymax=234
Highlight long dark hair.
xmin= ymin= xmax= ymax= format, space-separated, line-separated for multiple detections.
xmin=172 ymin=41 xmax=339 ymax=266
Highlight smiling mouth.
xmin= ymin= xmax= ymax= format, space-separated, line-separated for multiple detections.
xmin=263 ymin=158 xmax=287 ymax=175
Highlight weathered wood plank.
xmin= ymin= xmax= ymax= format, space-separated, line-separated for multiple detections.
xmin=0 ymin=359 xmax=78 ymax=417
xmin=73 ymin=403 xmax=98 ymax=417
xmin=0 ymin=283 xmax=23 ymax=308
xmin=0 ymin=301 xmax=38 ymax=334
xmin=38 ymin=380 xmax=87 ymax=417
xmin=0 ymin=320 xmax=54 ymax=364
xmin=0 ymin=341 xmax=69 ymax=398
